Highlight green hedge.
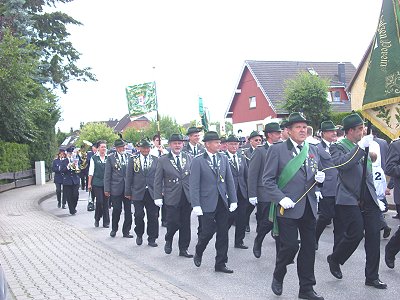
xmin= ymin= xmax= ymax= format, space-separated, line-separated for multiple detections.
xmin=0 ymin=141 xmax=31 ymax=173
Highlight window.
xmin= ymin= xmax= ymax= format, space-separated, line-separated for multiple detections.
xmin=333 ymin=91 xmax=341 ymax=102
xmin=249 ymin=96 xmax=256 ymax=109
xmin=256 ymin=124 xmax=264 ymax=132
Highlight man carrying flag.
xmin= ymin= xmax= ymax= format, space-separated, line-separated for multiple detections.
xmin=263 ymin=112 xmax=325 ymax=300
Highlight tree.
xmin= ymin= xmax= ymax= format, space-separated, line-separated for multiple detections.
xmin=142 ymin=115 xmax=184 ymax=140
xmin=1 ymin=0 xmax=96 ymax=93
xmin=122 ymin=127 xmax=145 ymax=145
xmin=56 ymin=127 xmax=68 ymax=146
xmin=76 ymin=123 xmax=118 ymax=148
xmin=282 ymin=71 xmax=331 ymax=130
xmin=210 ymin=121 xmax=233 ymax=136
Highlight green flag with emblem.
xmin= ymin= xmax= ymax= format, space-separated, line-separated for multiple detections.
xmin=362 ymin=0 xmax=400 ymax=139
xmin=126 ymin=81 xmax=157 ymax=117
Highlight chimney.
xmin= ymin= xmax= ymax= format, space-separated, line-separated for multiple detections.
xmin=338 ymin=63 xmax=346 ymax=85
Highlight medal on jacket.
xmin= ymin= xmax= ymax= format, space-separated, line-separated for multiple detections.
xmin=220 ymin=174 xmax=225 ymax=182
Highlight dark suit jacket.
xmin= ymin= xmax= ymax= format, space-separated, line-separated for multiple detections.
xmin=374 ymin=137 xmax=389 ymax=170
xmin=226 ymin=151 xmax=248 ymax=199
xmin=60 ymin=159 xmax=80 ymax=186
xmin=104 ymin=152 xmax=128 ymax=196
xmin=125 ymin=154 xmax=158 ymax=200
xmin=316 ymin=141 xmax=337 ymax=197
xmin=262 ymin=139 xmax=320 ymax=219
xmin=154 ymin=151 xmax=192 ymax=206
xmin=242 ymin=147 xmax=255 ymax=166
xmin=189 ymin=152 xmax=237 ymax=212
xmin=183 ymin=143 xmax=205 ymax=156
xmin=330 ymin=142 xmax=379 ymax=207
xmin=385 ymin=139 xmax=400 ymax=205
xmin=248 ymin=144 xmax=270 ymax=202
xmin=52 ymin=158 xmax=64 ymax=184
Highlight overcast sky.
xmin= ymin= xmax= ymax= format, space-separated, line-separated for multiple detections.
xmin=54 ymin=0 xmax=383 ymax=132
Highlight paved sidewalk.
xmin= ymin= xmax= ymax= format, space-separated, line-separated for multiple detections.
xmin=0 ymin=183 xmax=198 ymax=300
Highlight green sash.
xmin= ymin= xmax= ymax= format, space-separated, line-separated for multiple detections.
xmin=340 ymin=138 xmax=372 ymax=171
xmin=269 ymin=142 xmax=309 ymax=236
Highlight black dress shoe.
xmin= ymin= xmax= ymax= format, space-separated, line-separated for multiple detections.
xmin=62 ymin=205 xmax=66 ymax=209
xmin=148 ymin=240 xmax=158 ymax=247
xmin=383 ymin=226 xmax=391 ymax=238
xmin=392 ymin=214 xmax=400 ymax=219
xmin=179 ymin=250 xmax=193 ymax=258
xmin=123 ymin=233 xmax=133 ymax=238
xmin=164 ymin=241 xmax=172 ymax=254
xmin=103 ymin=224 xmax=109 ymax=228
xmin=365 ymin=279 xmax=387 ymax=289
xmin=234 ymin=242 xmax=248 ymax=249
xmin=327 ymin=255 xmax=342 ymax=279
xmin=385 ymin=252 xmax=395 ymax=269
xmin=245 ymin=225 xmax=250 ymax=232
xmin=215 ymin=265 xmax=234 ymax=273
xmin=136 ymin=236 xmax=143 ymax=246
xmin=94 ymin=220 xmax=99 ymax=227
xmin=271 ymin=277 xmax=282 ymax=296
xmin=253 ymin=240 xmax=261 ymax=258
xmin=110 ymin=230 xmax=116 ymax=237
xmin=193 ymin=253 xmax=202 ymax=267
xmin=57 ymin=203 xmax=61 ymax=208
xmin=298 ymin=289 xmax=324 ymax=300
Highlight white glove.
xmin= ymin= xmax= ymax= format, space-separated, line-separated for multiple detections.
xmin=192 ymin=206 xmax=203 ymax=216
xmin=377 ymin=199 xmax=386 ymax=212
xmin=315 ymin=191 xmax=323 ymax=202
xmin=314 ymin=171 xmax=325 ymax=183
xmin=154 ymin=199 xmax=163 ymax=207
xmin=358 ymin=134 xmax=373 ymax=150
xmin=229 ymin=202 xmax=238 ymax=212
xmin=279 ymin=197 xmax=295 ymax=209
xmin=249 ymin=197 xmax=258 ymax=206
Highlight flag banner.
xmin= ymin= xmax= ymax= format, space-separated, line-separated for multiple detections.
xmin=362 ymin=0 xmax=400 ymax=139
xmin=198 ymin=96 xmax=209 ymax=132
xmin=126 ymin=81 xmax=157 ymax=117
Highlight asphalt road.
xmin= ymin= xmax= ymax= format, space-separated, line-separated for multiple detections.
xmin=41 ymin=189 xmax=400 ymax=300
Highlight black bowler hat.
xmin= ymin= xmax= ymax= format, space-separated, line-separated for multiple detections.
xmin=114 ymin=139 xmax=126 ymax=148
xmin=186 ymin=126 xmax=202 ymax=135
xmin=168 ymin=133 xmax=185 ymax=143
xmin=226 ymin=135 xmax=240 ymax=142
xmin=280 ymin=120 xmax=288 ymax=129
xmin=66 ymin=147 xmax=74 ymax=153
xmin=342 ymin=113 xmax=365 ymax=130
xmin=59 ymin=148 xmax=66 ymax=153
xmin=203 ymin=131 xmax=220 ymax=142
xmin=137 ymin=139 xmax=151 ymax=148
xmin=264 ymin=122 xmax=282 ymax=133
xmin=285 ymin=112 xmax=311 ymax=127
xmin=320 ymin=120 xmax=339 ymax=132
xmin=248 ymin=131 xmax=263 ymax=140
xmin=220 ymin=136 xmax=227 ymax=143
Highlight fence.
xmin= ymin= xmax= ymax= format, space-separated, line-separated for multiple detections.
xmin=0 ymin=169 xmax=52 ymax=193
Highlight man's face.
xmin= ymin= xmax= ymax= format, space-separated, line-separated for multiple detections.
xmin=98 ymin=143 xmax=107 ymax=155
xmin=139 ymin=146 xmax=151 ymax=156
xmin=92 ymin=145 xmax=97 ymax=152
xmin=227 ymin=142 xmax=239 ymax=154
xmin=116 ymin=146 xmax=125 ymax=154
xmin=288 ymin=122 xmax=308 ymax=144
xmin=281 ymin=128 xmax=289 ymax=140
xmin=153 ymin=137 xmax=161 ymax=147
xmin=347 ymin=125 xmax=364 ymax=143
xmin=205 ymin=140 xmax=221 ymax=154
xmin=220 ymin=142 xmax=228 ymax=152
xmin=322 ymin=130 xmax=337 ymax=143
xmin=169 ymin=141 xmax=183 ymax=155
xmin=189 ymin=133 xmax=200 ymax=144
xmin=267 ymin=132 xmax=282 ymax=143
xmin=249 ymin=136 xmax=262 ymax=148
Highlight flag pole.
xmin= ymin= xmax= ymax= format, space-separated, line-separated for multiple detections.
xmin=359 ymin=120 xmax=372 ymax=209
xmin=153 ymin=66 xmax=161 ymax=139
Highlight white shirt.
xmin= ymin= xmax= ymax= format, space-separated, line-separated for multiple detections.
xmin=150 ymin=146 xmax=168 ymax=157
xmin=290 ymin=138 xmax=305 ymax=155
xmin=322 ymin=138 xmax=331 ymax=153
xmin=172 ymin=152 xmax=182 ymax=168
xmin=88 ymin=153 xmax=107 ymax=176
xmin=140 ymin=154 xmax=149 ymax=170
xmin=206 ymin=150 xmax=218 ymax=168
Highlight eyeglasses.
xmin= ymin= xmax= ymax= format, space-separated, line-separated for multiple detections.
xmin=253 ymin=139 xmax=262 ymax=142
